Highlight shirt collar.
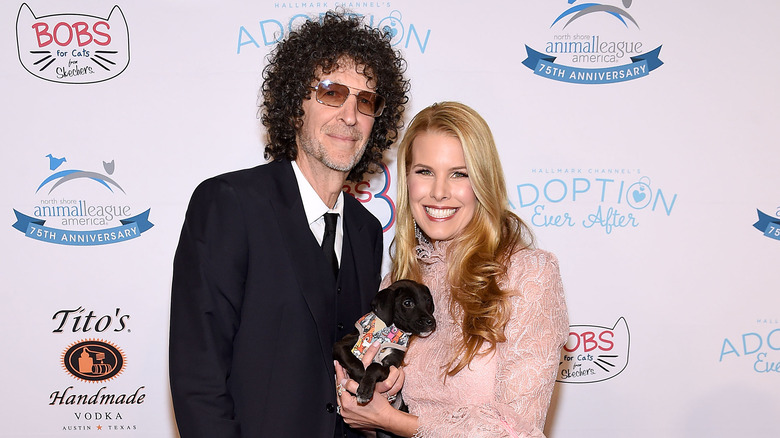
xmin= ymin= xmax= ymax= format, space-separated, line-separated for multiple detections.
xmin=291 ymin=160 xmax=344 ymax=225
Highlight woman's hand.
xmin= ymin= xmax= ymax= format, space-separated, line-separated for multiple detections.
xmin=335 ymin=359 xmax=397 ymax=430
xmin=334 ymin=341 xmax=418 ymax=436
xmin=342 ymin=340 xmax=405 ymax=400
xmin=375 ymin=358 xmax=405 ymax=401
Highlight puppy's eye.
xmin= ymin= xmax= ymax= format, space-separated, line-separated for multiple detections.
xmin=403 ymin=299 xmax=414 ymax=308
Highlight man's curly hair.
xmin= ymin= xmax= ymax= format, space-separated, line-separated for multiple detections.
xmin=260 ymin=10 xmax=410 ymax=182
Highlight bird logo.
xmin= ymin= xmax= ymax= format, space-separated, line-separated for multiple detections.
xmin=46 ymin=154 xmax=67 ymax=170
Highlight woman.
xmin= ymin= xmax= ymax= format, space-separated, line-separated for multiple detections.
xmin=335 ymin=102 xmax=569 ymax=437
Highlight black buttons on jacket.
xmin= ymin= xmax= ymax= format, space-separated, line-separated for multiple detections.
xmin=326 ymin=402 xmax=335 ymax=413
xmin=337 ymin=323 xmax=344 ymax=330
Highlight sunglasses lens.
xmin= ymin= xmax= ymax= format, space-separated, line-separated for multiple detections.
xmin=316 ymin=82 xmax=350 ymax=107
xmin=356 ymin=92 xmax=386 ymax=117
xmin=314 ymin=81 xmax=385 ymax=117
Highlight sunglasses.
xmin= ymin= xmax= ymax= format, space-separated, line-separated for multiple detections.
xmin=311 ymin=80 xmax=386 ymax=117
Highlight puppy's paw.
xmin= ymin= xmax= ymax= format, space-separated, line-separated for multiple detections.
xmin=356 ymin=385 xmax=374 ymax=405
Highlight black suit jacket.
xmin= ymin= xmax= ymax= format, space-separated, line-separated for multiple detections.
xmin=170 ymin=160 xmax=382 ymax=437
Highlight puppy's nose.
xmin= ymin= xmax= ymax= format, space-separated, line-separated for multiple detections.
xmin=423 ymin=318 xmax=435 ymax=328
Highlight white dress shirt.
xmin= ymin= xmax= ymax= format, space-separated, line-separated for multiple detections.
xmin=291 ymin=160 xmax=344 ymax=265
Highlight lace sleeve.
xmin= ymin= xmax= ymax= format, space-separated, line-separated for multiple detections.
xmin=415 ymin=250 xmax=569 ymax=438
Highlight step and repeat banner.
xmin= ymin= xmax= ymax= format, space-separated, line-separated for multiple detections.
xmin=2 ymin=1 xmax=778 ymax=437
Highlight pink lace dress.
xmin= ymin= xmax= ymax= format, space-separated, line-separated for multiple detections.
xmin=383 ymin=241 xmax=569 ymax=438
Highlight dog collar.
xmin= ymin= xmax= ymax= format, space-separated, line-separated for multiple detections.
xmin=351 ymin=312 xmax=410 ymax=363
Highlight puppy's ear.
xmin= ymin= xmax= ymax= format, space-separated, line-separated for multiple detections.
xmin=370 ymin=287 xmax=396 ymax=325
xmin=420 ymin=284 xmax=434 ymax=313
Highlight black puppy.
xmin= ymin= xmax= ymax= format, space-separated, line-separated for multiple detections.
xmin=334 ymin=279 xmax=435 ymax=405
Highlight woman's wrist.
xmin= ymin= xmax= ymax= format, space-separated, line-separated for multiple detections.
xmin=378 ymin=407 xmax=419 ymax=438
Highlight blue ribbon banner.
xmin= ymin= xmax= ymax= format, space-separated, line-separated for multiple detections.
xmin=12 ymin=208 xmax=154 ymax=246
xmin=523 ymin=45 xmax=663 ymax=84
xmin=753 ymin=209 xmax=780 ymax=241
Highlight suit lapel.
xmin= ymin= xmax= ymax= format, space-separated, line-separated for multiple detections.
xmin=342 ymin=196 xmax=379 ymax=311
xmin=266 ymin=161 xmax=337 ymax=363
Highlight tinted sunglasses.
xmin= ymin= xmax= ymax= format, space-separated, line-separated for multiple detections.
xmin=311 ymin=80 xmax=386 ymax=117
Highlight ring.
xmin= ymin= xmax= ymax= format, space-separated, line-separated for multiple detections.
xmin=336 ymin=405 xmax=341 ymax=415
xmin=336 ymin=384 xmax=344 ymax=397
xmin=387 ymin=394 xmax=397 ymax=403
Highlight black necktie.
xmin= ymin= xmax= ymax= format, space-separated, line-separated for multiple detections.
xmin=321 ymin=213 xmax=339 ymax=279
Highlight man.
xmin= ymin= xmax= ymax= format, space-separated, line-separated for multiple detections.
xmin=169 ymin=11 xmax=410 ymax=438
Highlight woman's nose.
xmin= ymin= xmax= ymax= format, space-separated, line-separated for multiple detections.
xmin=430 ymin=176 xmax=450 ymax=201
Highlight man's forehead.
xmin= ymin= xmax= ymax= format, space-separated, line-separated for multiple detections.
xmin=314 ymin=57 xmax=376 ymax=86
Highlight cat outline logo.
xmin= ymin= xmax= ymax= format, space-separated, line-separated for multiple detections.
xmin=16 ymin=3 xmax=130 ymax=84
xmin=557 ymin=317 xmax=630 ymax=384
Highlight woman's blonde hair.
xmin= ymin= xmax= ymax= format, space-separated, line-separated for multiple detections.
xmin=390 ymin=101 xmax=534 ymax=376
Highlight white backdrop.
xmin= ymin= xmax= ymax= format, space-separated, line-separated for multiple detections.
xmin=2 ymin=1 xmax=779 ymax=437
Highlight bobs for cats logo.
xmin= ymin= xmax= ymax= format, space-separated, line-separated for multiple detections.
xmin=16 ymin=3 xmax=130 ymax=84
xmin=343 ymin=163 xmax=395 ymax=232
xmin=11 ymin=154 xmax=153 ymax=246
xmin=558 ymin=317 xmax=630 ymax=383
xmin=522 ymin=0 xmax=663 ymax=84
xmin=511 ymin=169 xmax=677 ymax=234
